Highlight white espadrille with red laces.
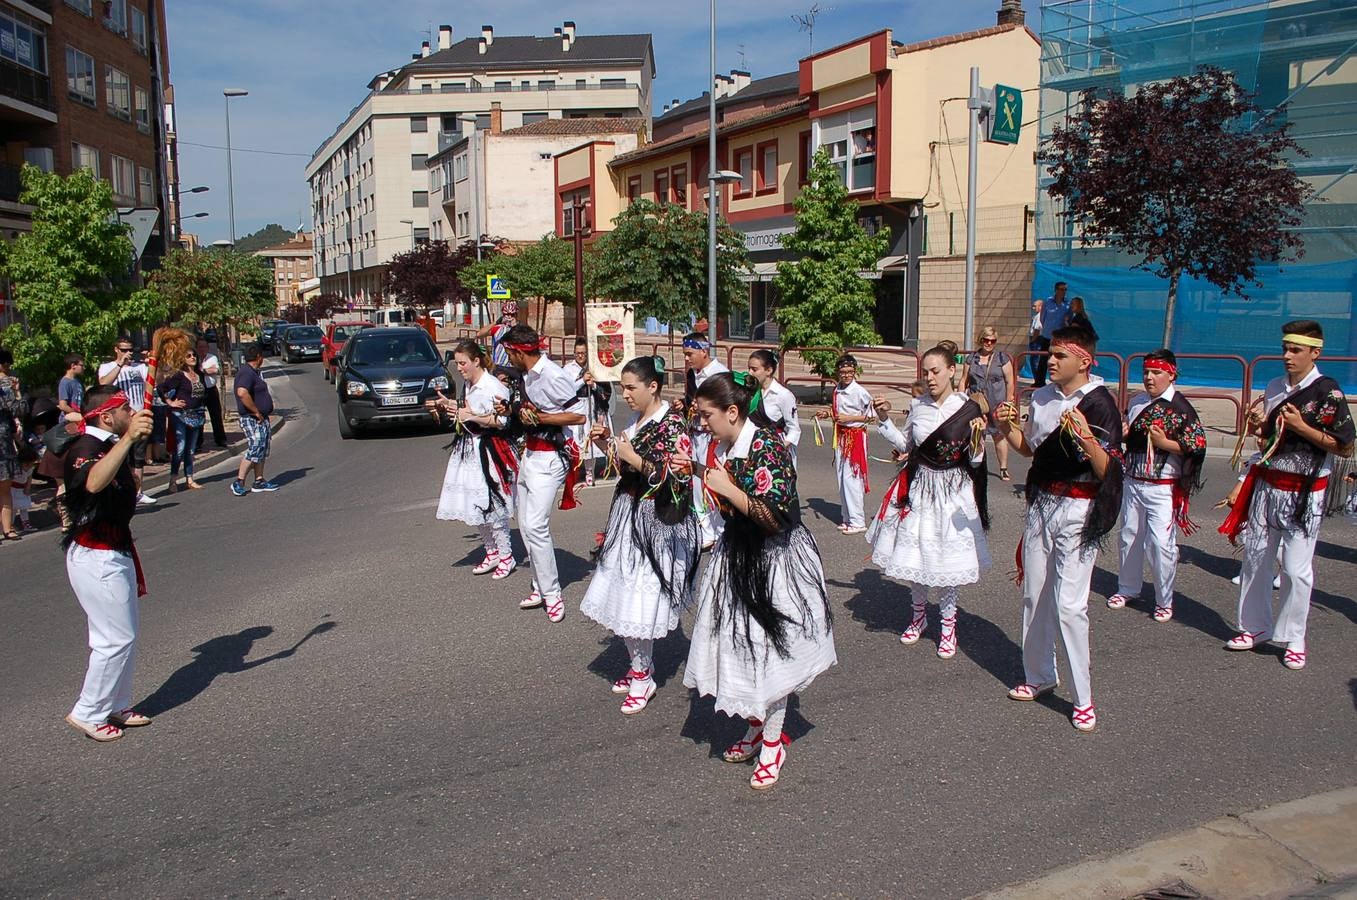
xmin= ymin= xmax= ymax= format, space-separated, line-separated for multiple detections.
xmin=1225 ymin=630 xmax=1269 ymax=651
xmin=108 ymin=709 xmax=151 ymax=728
xmin=64 ymin=714 xmax=123 ymax=742
xmin=937 ymin=615 xmax=958 ymax=660
xmin=1106 ymin=593 xmax=1131 ymax=610
xmin=544 ymin=594 xmax=565 ymax=623
xmin=1152 ymin=605 xmax=1173 ymax=623
xmin=1007 ymin=681 xmax=1058 ymax=701
xmin=619 ymin=674 xmax=656 ymax=715
xmin=491 ymin=555 xmax=516 ymax=580
xmin=899 ymin=608 xmax=927 ymax=645
xmin=471 ymin=552 xmax=501 ymax=575
xmin=1283 ymin=648 xmax=1307 ymax=670
xmin=722 ymin=719 xmax=763 ymax=763
xmin=750 ymin=735 xmax=790 ymax=790
xmin=519 ymin=590 xmax=543 ymax=610
xmin=1071 ymin=703 xmax=1097 ymax=733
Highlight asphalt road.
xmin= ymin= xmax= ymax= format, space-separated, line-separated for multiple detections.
xmin=2 ymin=362 xmax=1355 ymax=898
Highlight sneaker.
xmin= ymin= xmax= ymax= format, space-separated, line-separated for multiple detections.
xmin=251 ymin=480 xmax=280 ymax=493
xmin=136 ymin=492 xmax=157 ymax=506
xmin=230 ymin=480 xmax=248 ymax=497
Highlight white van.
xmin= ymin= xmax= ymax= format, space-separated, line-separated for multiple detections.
xmin=372 ymin=308 xmax=413 ymax=328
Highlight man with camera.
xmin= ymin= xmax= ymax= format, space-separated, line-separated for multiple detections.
xmin=97 ymin=338 xmax=155 ymax=505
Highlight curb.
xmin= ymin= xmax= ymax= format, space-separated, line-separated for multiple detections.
xmin=974 ymin=787 xmax=1357 ymax=900
xmin=139 ymin=414 xmax=287 ymax=492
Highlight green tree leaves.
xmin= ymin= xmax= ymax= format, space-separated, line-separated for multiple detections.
xmin=145 ymin=247 xmax=275 ymax=338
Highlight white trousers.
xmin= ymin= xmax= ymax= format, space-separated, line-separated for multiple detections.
xmin=67 ymin=545 xmax=139 ymax=723
xmin=515 ymin=450 xmax=566 ymax=598
xmin=1237 ymin=485 xmax=1322 ymax=647
xmin=1117 ymin=479 xmax=1178 ymax=608
xmin=1021 ymin=496 xmax=1096 ymax=707
xmin=836 ymin=453 xmax=866 ymax=528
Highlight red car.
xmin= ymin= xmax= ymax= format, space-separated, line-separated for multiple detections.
xmin=322 ymin=320 xmax=372 ymax=382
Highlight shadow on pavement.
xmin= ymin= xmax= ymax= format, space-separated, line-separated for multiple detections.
xmin=680 ymin=691 xmax=812 ymax=760
xmin=835 ymin=568 xmax=905 ymax=634
xmin=957 ymin=606 xmax=1024 ymax=690
xmin=1312 ymin=587 xmax=1357 ymax=625
xmin=1349 ymin=678 xmax=1357 ymax=713
xmin=805 ymin=496 xmax=842 ymax=525
xmin=1315 ymin=538 xmax=1355 ymax=564
xmin=585 ymin=624 xmax=692 ymax=690
xmin=137 ymin=620 xmax=338 ymax=718
xmin=555 ymin=549 xmax=593 ymax=592
xmin=267 ymin=467 xmax=313 ymax=487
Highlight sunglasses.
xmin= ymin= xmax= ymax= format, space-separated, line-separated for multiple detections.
xmin=981 ymin=338 xmax=997 ymax=344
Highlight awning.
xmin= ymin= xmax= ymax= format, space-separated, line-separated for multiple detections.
xmin=299 ymin=277 xmax=322 ymax=300
xmin=738 ymin=262 xmax=779 ymax=283
xmin=877 ymin=255 xmax=908 ymax=269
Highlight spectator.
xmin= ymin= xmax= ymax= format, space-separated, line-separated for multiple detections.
xmin=196 ymin=338 xmax=227 ymax=448
xmin=476 ymin=300 xmax=519 ymax=369
xmin=1031 ymin=281 xmax=1072 ymax=388
xmin=11 ymin=442 xmax=37 ymax=531
xmin=962 ymin=326 xmax=1017 ymax=481
xmin=57 ymin=354 xmax=85 ymax=416
xmin=230 ymin=344 xmax=279 ymax=496
xmin=159 ymin=347 xmax=207 ymax=493
xmin=146 ymin=348 xmax=170 ymax=465
xmin=0 ymin=347 xmax=29 ymax=542
xmin=97 ymin=338 xmax=155 ymax=505
xmin=33 ymin=396 xmax=75 ymax=531
xmin=1069 ymin=296 xmax=1098 ymax=340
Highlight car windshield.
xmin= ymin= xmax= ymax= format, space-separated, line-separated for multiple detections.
xmin=351 ymin=335 xmax=437 ymax=365
xmin=290 ymin=326 xmax=322 ymax=340
xmin=332 ymin=325 xmax=364 ymax=341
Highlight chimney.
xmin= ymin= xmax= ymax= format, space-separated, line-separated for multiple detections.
xmin=438 ymin=25 xmax=452 ymax=50
xmin=490 ymin=101 xmax=502 ymax=135
xmin=421 ymin=40 xmax=431 ymax=57
xmin=713 ymin=74 xmax=734 ymax=99
xmin=730 ymin=69 xmax=751 ymax=94
xmin=562 ymin=20 xmax=576 ymax=51
xmin=997 ymin=0 xmax=1025 ymax=26
xmin=482 ymin=24 xmax=494 ymax=46
xmin=478 ymin=37 xmax=486 ymax=55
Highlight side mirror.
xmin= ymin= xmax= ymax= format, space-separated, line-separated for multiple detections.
xmin=444 ymin=350 xmax=456 ymax=366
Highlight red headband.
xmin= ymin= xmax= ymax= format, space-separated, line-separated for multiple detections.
xmin=1051 ymin=341 xmax=1093 ymax=366
xmin=79 ymin=391 xmax=130 ymax=433
xmin=1144 ymin=358 xmax=1177 ymax=376
xmin=503 ymin=341 xmax=540 ymax=353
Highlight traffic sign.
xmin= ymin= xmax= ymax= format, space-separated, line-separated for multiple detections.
xmin=987 ymin=84 xmax=1022 ymax=145
xmin=486 ymin=275 xmax=511 ymax=299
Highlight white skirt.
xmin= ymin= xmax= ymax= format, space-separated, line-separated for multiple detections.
xmin=683 ymin=526 xmax=837 ymax=721
xmin=866 ymin=464 xmax=990 ymax=586
xmin=435 ymin=438 xmax=514 ymax=527
xmin=580 ymin=493 xmax=698 ymax=639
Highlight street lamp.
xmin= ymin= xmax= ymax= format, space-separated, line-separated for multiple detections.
xmin=185 ymin=185 xmax=210 ymax=194
xmin=705 ymin=1 xmax=740 ymax=350
xmin=223 ymin=88 xmax=248 ymax=245
xmin=185 ymin=212 xmax=210 ymax=219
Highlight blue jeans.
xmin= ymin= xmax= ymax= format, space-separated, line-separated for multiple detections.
xmin=172 ymin=415 xmax=203 ymax=478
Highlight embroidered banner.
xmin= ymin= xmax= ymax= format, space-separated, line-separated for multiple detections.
xmin=585 ymin=304 xmax=635 ymax=383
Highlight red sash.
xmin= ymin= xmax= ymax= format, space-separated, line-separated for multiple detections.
xmin=875 ymin=469 xmax=910 ymax=522
xmin=73 ymin=532 xmax=146 ymax=598
xmin=1219 ymin=467 xmax=1329 ymax=544
xmin=832 ymin=393 xmax=870 ymax=493
xmin=1013 ymin=481 xmax=1097 ymax=584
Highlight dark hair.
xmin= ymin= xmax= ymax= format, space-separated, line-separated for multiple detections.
xmin=834 ymin=353 xmax=858 ymax=371
xmin=1051 ymin=325 xmax=1096 ymax=356
xmin=921 ymin=345 xmax=957 ymax=367
xmin=451 ymin=338 xmax=490 ymax=371
xmin=0 ymin=347 xmax=11 ymax=367
xmin=1282 ymin=319 xmax=1323 ymax=340
xmin=1145 ymin=348 xmax=1177 ymax=368
xmin=621 ymin=355 xmax=666 ymax=401
xmin=749 ymin=349 xmax=778 ymax=369
xmin=573 ymin=336 xmax=589 ymax=349
xmin=1054 ymin=281 xmax=1068 ymax=291
xmin=243 ymin=343 xmax=265 ymax=362
xmin=64 ymin=352 xmax=84 ymax=369
xmin=936 ymin=339 xmax=959 ymax=361
xmin=82 ymin=384 xmax=121 ymax=414
xmin=694 ymin=371 xmax=754 ymax=421
xmin=503 ymin=323 xmax=540 ymax=350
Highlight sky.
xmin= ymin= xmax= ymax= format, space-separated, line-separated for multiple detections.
xmin=165 ymin=0 xmax=1026 ymax=245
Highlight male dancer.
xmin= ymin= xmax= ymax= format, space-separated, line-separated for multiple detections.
xmin=502 ymin=324 xmax=586 ymax=623
xmin=1107 ymin=349 xmax=1207 ymax=622
xmin=678 ymin=332 xmax=728 ymax=547
xmin=816 ymin=354 xmax=873 ymax=534
xmin=63 ymin=386 xmax=155 ymax=742
xmin=1220 ymin=320 xmax=1353 ymax=669
xmin=997 ymin=326 xmax=1123 ymax=732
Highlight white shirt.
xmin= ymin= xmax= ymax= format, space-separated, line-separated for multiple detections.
xmin=694 ymin=358 xmax=729 ymax=391
xmin=199 ymin=354 xmax=220 ymax=390
xmin=1025 ymin=376 xmax=1106 ymax=450
xmin=85 ymin=425 xmax=116 ymax=444
xmin=762 ymin=379 xmax=800 ymax=447
xmin=466 ymin=371 xmax=511 ymax=426
xmin=833 ymin=380 xmax=873 ymax=430
xmin=1127 ymin=384 xmax=1182 ymax=478
xmin=878 ymin=392 xmax=983 ymax=464
xmin=561 ymin=359 xmax=589 ymax=418
xmin=523 ymin=355 xmax=580 ymax=415
xmin=97 ymin=360 xmax=148 ymax=409
xmin=719 ymin=417 xmax=758 ymax=464
xmin=626 ymin=402 xmax=668 ymax=440
xmin=1249 ymin=366 xmax=1331 ymax=477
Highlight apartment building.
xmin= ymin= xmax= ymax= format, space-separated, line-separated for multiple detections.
xmin=305 ymin=20 xmax=655 ymax=303
xmin=0 ymin=0 xmax=172 ymax=260
xmin=556 ymin=4 xmax=1038 ymax=347
xmin=255 ymin=231 xmax=315 ymax=312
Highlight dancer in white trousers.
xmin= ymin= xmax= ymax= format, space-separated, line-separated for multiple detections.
xmin=867 ymin=347 xmax=991 ymax=659
xmin=815 ymin=354 xmax=873 ymax=533
xmin=502 ymin=325 xmax=586 ymax=623
xmin=997 ymin=326 xmax=1123 ymax=733
xmin=683 ymin=372 xmax=836 ymax=791
xmin=580 ymin=355 xmax=700 ymax=714
xmin=61 ymin=386 xmax=155 ymax=742
xmin=1108 ymin=349 xmax=1207 ymax=622
xmin=747 ymin=349 xmax=800 ymax=466
xmin=678 ymin=333 xmax=728 ymax=547
xmin=1220 ymin=320 xmax=1354 ymax=670
xmin=431 ymin=339 xmax=518 ymax=580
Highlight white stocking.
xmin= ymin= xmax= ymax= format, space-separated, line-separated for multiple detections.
xmin=491 ymin=521 xmax=512 ymax=558
xmin=623 ymin=637 xmax=653 ymax=681
xmin=476 ymin=523 xmax=498 ymax=556
xmin=937 ymin=586 xmax=959 ymax=620
xmin=909 ymin=584 xmax=929 ymax=627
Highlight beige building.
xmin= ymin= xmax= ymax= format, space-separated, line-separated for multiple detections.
xmin=305 ymin=21 xmax=655 ymax=303
xmin=255 ymin=231 xmax=314 ymax=312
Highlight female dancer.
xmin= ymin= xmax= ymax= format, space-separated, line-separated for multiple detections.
xmin=432 ymin=339 xmax=518 ymax=580
xmin=684 ymin=372 xmax=836 ymax=790
xmin=747 ymin=349 xmax=800 ymax=464
xmin=580 ymin=356 xmax=700 ymax=714
xmin=961 ymin=326 xmax=1016 ymax=480
xmin=867 ymin=346 xmax=991 ymax=658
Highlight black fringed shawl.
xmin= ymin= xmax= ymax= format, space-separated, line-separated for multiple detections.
xmin=1126 ymin=391 xmax=1208 ymax=532
xmin=1251 ymin=375 xmax=1354 ymax=534
xmin=890 ymin=396 xmax=990 ymax=529
xmin=1026 ymin=385 xmax=1125 ymax=548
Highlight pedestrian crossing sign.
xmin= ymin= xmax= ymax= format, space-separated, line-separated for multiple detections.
xmin=487 ymin=275 xmax=511 ymax=299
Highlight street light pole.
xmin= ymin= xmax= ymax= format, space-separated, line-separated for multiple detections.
xmin=572 ymin=198 xmax=590 ymax=336
xmin=707 ymin=0 xmax=718 ymax=350
xmin=223 ymin=88 xmax=248 ymax=246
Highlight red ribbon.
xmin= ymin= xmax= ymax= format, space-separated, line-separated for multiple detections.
xmin=1051 ymin=341 xmax=1093 ymax=366
xmin=875 ymin=469 xmax=910 ymax=522
xmin=831 ymin=393 xmax=870 ymax=493
xmin=559 ymin=439 xmax=582 ymax=510
xmin=1218 ymin=468 xmax=1329 ymax=544
xmin=503 ymin=341 xmax=540 ymax=353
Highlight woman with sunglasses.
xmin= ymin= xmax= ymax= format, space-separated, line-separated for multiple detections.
xmin=961 ymin=327 xmax=1016 ymax=481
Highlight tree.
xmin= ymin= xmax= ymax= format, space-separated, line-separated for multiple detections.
xmin=0 ymin=166 xmax=166 ymax=386
xmin=145 ymin=246 xmax=275 ymax=342
xmin=279 ymin=292 xmax=344 ymax=325
xmin=233 ymin=223 xmax=296 ymax=254
xmin=773 ymin=148 xmax=888 ymax=376
xmin=462 ymin=235 xmax=580 ymax=331
xmin=387 ymin=240 xmax=470 ymax=311
xmin=1040 ymin=67 xmax=1310 ymax=347
xmin=592 ymin=199 xmax=750 ymax=327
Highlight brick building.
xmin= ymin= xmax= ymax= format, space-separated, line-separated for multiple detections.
xmin=255 ymin=231 xmax=315 ymax=313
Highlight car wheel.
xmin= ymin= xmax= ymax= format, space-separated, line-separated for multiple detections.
xmin=338 ymin=402 xmax=356 ymax=440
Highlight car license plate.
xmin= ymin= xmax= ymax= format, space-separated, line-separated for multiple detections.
xmin=304 ymin=348 xmax=320 ymax=355
xmin=382 ymin=395 xmax=419 ymax=407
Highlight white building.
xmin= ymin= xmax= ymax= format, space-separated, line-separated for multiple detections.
xmin=305 ymin=21 xmax=655 ymax=303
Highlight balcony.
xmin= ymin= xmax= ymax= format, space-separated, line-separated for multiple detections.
xmin=0 ymin=61 xmax=55 ymax=117
xmin=0 ymin=163 xmax=23 ymax=203
xmin=388 ymin=81 xmax=640 ymax=96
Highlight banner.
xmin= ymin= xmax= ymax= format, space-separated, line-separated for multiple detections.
xmin=585 ymin=304 xmax=634 ymax=383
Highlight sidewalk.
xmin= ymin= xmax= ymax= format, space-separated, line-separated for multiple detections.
xmin=975 ymin=787 xmax=1357 ymax=900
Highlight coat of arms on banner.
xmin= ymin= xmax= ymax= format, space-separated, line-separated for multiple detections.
xmin=585 ymin=304 xmax=635 ymax=382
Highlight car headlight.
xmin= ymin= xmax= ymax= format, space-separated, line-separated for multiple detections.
xmin=345 ymin=380 xmax=370 ymax=397
xmin=428 ymin=375 xmax=449 ymax=391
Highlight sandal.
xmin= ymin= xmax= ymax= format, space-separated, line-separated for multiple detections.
xmin=3 ymin=531 xmax=20 ymax=541
xmin=167 ymin=481 xmax=178 ymax=494
xmin=723 ymin=719 xmax=764 ymax=763
xmin=619 ymin=675 xmax=656 ymax=715
xmin=1007 ymin=681 xmax=1057 ymax=701
xmin=1225 ymin=630 xmax=1269 ymax=651
xmin=999 ymin=467 xmax=1011 ymax=482
xmin=1282 ymin=648 xmax=1306 ymax=670
xmin=1106 ymin=593 xmax=1131 ymax=610
xmin=750 ymin=735 xmax=790 ymax=790
xmin=1152 ymin=606 xmax=1173 ymax=623
xmin=1071 ymin=703 xmax=1097 ymax=733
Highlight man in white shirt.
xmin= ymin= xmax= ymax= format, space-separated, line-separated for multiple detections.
xmin=196 ymin=338 xmax=226 ymax=448
xmin=678 ymin=332 xmax=729 ymax=547
xmin=96 ymin=338 xmax=154 ymax=505
xmin=816 ymin=354 xmax=873 ymax=534
xmin=502 ymin=324 xmax=586 ymax=623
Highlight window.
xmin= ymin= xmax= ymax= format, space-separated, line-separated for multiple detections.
xmin=798 ymin=130 xmax=812 ymax=185
xmin=135 ymin=86 xmax=149 ymax=132
xmin=575 ymin=79 xmax=587 ymax=89
xmin=494 ymin=80 xmax=511 ymax=91
xmin=412 ymin=191 xmax=428 ymax=208
xmin=520 ymin=80 xmax=531 ymax=90
xmin=66 ymin=46 xmax=96 ymax=105
xmin=1 ymin=10 xmax=47 ymax=74
xmin=522 ymin=112 xmax=548 ymax=125
xmin=65 ymin=0 xmax=93 ymax=14
xmin=537 ymin=80 xmax=555 ymax=91
xmin=756 ymin=141 xmax=778 ymax=194
xmin=410 ymin=116 xmax=428 ymax=133
xmin=111 ymin=155 xmax=135 ymax=200
xmin=414 ymin=228 xmax=430 ymax=244
xmin=561 ymin=190 xmax=587 ymax=236
xmin=440 ymin=113 xmax=461 ymax=134
xmin=626 ymin=175 xmax=641 ymax=205
xmin=138 ymin=166 xmax=154 ymax=204
xmin=818 ymin=109 xmax=876 ymax=192
xmin=130 ymin=6 xmax=146 ymax=52
xmin=653 ymin=169 xmax=669 ymax=205
xmin=474 ymin=113 xmax=490 ymax=131
xmin=442 ymin=82 xmax=466 ymax=93
xmin=420 ymin=84 xmax=432 ymax=94
xmin=105 ymin=66 xmax=131 ymax=119
xmin=103 ymin=0 xmax=127 ymax=35
xmin=71 ymin=142 xmax=98 ymax=174
xmin=670 ymin=164 xmax=687 ymax=204
xmin=600 ymin=78 xmax=627 ymax=89
xmin=732 ymin=147 xmax=754 ymax=197
xmin=411 ymin=153 xmax=427 ymax=170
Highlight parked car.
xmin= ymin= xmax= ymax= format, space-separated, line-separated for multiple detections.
xmin=428 ymin=310 xmax=446 ymax=327
xmin=335 ymin=326 xmax=452 ymax=439
xmin=258 ymin=319 xmax=287 ymax=351
xmin=322 ymin=320 xmax=371 ymax=383
xmin=279 ymin=324 xmax=324 ymax=363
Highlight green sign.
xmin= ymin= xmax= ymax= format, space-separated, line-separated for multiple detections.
xmin=988 ymin=84 xmax=1022 ymax=145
